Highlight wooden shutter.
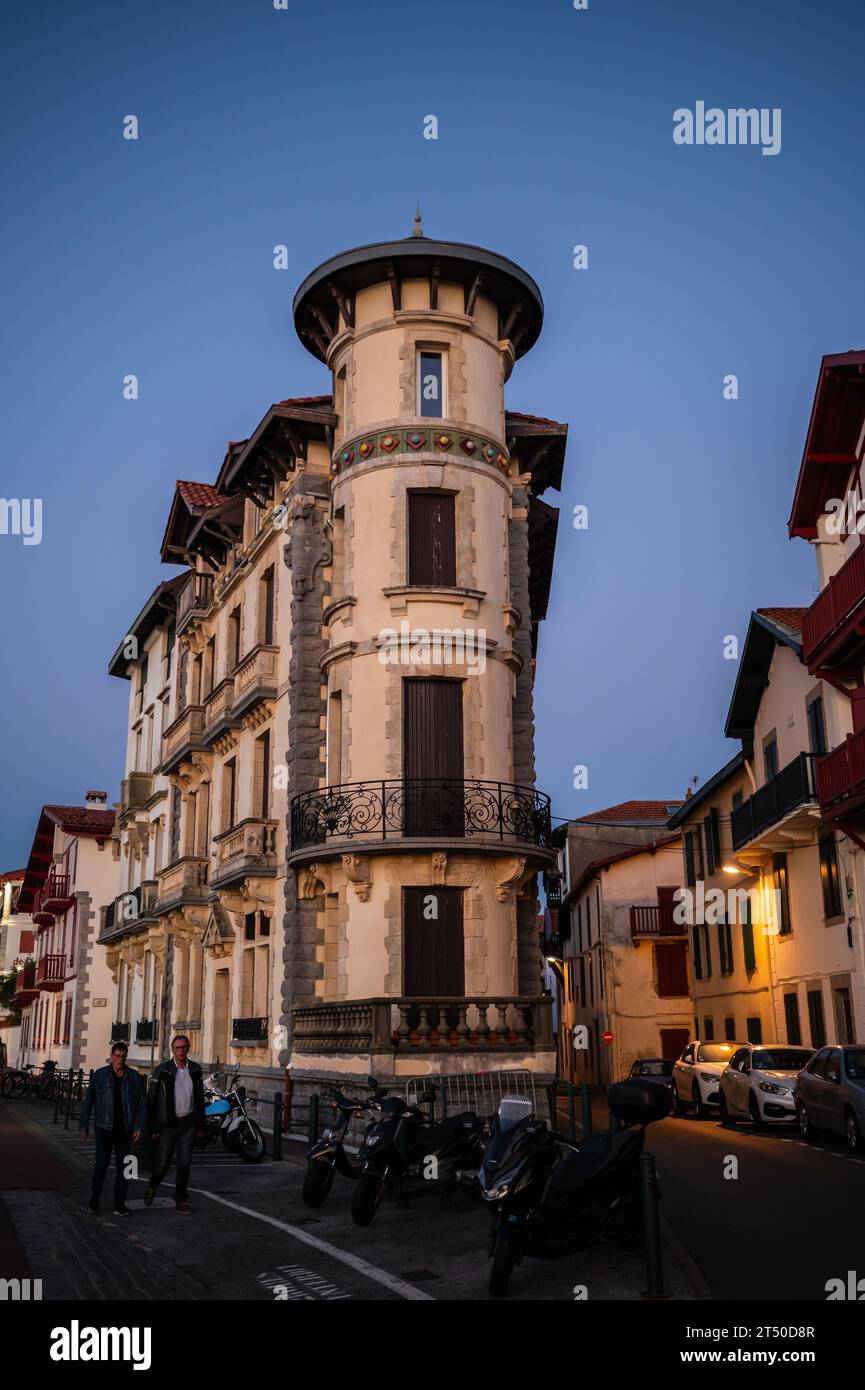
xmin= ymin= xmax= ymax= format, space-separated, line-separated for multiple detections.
xmin=403 ymin=679 xmax=463 ymax=835
xmin=404 ymin=886 xmax=465 ymax=996
xmin=742 ymin=898 xmax=756 ymax=972
xmin=655 ymin=942 xmax=689 ymax=997
xmin=408 ymin=493 xmax=456 ymax=587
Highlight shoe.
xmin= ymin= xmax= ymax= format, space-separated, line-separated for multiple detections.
xmin=143 ymin=1187 xmax=155 ymax=1208
xmin=175 ymin=1202 xmax=191 ymax=1214
xmin=114 ymin=1204 xmax=131 ymax=1216
xmin=88 ymin=1198 xmax=99 ymax=1213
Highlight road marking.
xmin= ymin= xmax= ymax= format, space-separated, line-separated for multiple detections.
xmin=257 ymin=1263 xmax=352 ymax=1301
xmin=189 ymin=1187 xmax=435 ymax=1301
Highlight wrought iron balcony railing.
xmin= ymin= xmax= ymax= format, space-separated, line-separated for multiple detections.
xmin=111 ymin=1021 xmax=131 ymax=1042
xmin=135 ymin=1019 xmax=158 ymax=1043
xmin=232 ymin=1016 xmax=268 ymax=1042
xmin=290 ymin=778 xmax=552 ymax=851
xmin=730 ymin=753 xmax=817 ymax=852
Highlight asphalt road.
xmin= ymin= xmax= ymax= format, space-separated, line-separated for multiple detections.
xmin=646 ymin=1108 xmax=865 ymax=1300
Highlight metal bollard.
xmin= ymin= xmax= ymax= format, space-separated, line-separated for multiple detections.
xmin=53 ymin=1072 xmax=64 ymax=1124
xmin=639 ymin=1151 xmax=669 ymax=1298
xmin=64 ymin=1069 xmax=74 ymax=1129
xmin=76 ymin=1068 xmax=84 ymax=1102
xmin=567 ymin=1083 xmax=576 ymax=1142
xmin=308 ymin=1092 xmax=319 ymax=1146
xmin=272 ymin=1092 xmax=283 ymax=1162
xmin=580 ymin=1082 xmax=592 ymax=1137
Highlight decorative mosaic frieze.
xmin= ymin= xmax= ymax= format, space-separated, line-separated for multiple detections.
xmin=333 ymin=427 xmax=509 ymax=476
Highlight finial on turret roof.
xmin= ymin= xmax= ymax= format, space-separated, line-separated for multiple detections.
xmin=412 ymin=203 xmax=423 ymax=238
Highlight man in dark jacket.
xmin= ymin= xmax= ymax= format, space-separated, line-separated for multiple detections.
xmin=144 ymin=1034 xmax=206 ymax=1214
xmin=79 ymin=1041 xmax=147 ymax=1215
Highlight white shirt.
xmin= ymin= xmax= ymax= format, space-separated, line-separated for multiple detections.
xmin=174 ymin=1059 xmax=194 ymax=1118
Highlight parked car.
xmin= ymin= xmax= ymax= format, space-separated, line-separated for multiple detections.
xmin=626 ymin=1058 xmax=674 ymax=1088
xmin=672 ymin=1041 xmax=742 ymax=1117
xmin=795 ymin=1046 xmax=865 ymax=1153
xmin=719 ymin=1044 xmax=814 ymax=1127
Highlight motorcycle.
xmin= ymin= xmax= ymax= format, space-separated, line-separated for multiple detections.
xmin=480 ymin=1079 xmax=670 ymax=1297
xmin=302 ymin=1083 xmax=378 ymax=1208
xmin=198 ymin=1066 xmax=266 ymax=1163
xmin=351 ymin=1076 xmax=485 ymax=1226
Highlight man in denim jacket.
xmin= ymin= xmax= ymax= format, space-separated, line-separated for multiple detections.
xmin=79 ymin=1041 xmax=147 ymax=1215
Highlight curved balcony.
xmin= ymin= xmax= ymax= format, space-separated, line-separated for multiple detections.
xmin=290 ymin=778 xmax=552 ymax=858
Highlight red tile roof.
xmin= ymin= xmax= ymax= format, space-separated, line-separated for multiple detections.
xmin=577 ymin=800 xmax=684 ymax=823
xmin=756 ymin=607 xmax=806 ymax=634
xmin=0 ymin=869 xmax=26 ymax=885
xmin=176 ymin=481 xmax=226 ymax=510
xmin=43 ymin=806 xmax=115 ymax=835
xmin=276 ymin=395 xmax=333 ymax=408
xmin=505 ymin=410 xmax=567 ymax=430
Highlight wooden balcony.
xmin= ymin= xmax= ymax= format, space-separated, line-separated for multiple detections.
xmin=36 ymin=954 xmax=66 ymax=991
xmin=231 ymin=645 xmax=279 ymax=719
xmin=161 ymin=704 xmax=206 ymax=773
xmin=630 ymin=903 xmax=685 ymax=938
xmin=40 ymin=872 xmax=74 ymax=916
xmin=211 ymin=818 xmax=278 ymax=888
xmin=155 ymin=857 xmax=211 ymax=914
xmin=11 ymin=962 xmax=38 ymax=1005
xmin=292 ymin=996 xmax=553 ymax=1055
xmin=176 ymin=571 xmax=214 ymax=634
xmin=802 ymin=541 xmax=865 ymax=672
xmin=817 ymin=729 xmax=865 ymax=819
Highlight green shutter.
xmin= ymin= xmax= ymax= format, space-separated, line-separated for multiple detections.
xmin=742 ymin=899 xmax=756 ymax=972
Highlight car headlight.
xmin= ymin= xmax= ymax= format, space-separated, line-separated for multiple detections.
xmin=759 ymin=1082 xmax=790 ymax=1096
xmin=700 ymin=1072 xmax=716 ymax=1084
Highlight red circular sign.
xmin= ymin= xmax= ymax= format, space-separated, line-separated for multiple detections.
xmin=602 ymin=1031 xmax=614 ymax=1044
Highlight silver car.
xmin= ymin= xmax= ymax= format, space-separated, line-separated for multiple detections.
xmin=795 ymin=1046 xmax=865 ymax=1154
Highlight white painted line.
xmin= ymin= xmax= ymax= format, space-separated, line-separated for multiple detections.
xmin=189 ymin=1187 xmax=435 ymax=1301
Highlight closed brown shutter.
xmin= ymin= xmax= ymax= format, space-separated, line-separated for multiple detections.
xmin=655 ymin=941 xmax=689 ymax=997
xmin=403 ymin=679 xmax=464 ymax=834
xmin=404 ymin=886 xmax=465 ymax=996
xmin=408 ymin=492 xmax=456 ymax=586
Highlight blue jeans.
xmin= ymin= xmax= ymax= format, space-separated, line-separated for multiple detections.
xmin=149 ymin=1117 xmax=196 ymax=1203
xmin=91 ymin=1127 xmax=133 ymax=1208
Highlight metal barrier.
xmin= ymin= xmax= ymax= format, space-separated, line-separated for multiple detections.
xmin=404 ymin=1068 xmax=537 ymax=1121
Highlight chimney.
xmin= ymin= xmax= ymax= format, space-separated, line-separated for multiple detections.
xmin=684 ymin=788 xmax=692 ymax=800
xmin=85 ymin=790 xmax=108 ymax=806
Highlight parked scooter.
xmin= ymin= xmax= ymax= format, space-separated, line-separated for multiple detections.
xmin=302 ymin=1083 xmax=379 ymax=1207
xmin=480 ymin=1080 xmax=670 ymax=1297
xmin=198 ymin=1065 xmax=266 ymax=1163
xmin=351 ymin=1077 xmax=485 ymax=1226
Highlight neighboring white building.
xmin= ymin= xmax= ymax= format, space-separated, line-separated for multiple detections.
xmin=0 ymin=868 xmax=31 ymax=1068
xmin=16 ymin=797 xmax=118 ymax=1072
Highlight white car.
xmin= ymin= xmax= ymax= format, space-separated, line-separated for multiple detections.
xmin=672 ymin=1041 xmax=742 ymax=1117
xmin=719 ymin=1043 xmax=814 ymax=1127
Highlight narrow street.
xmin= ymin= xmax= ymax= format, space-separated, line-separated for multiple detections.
xmin=0 ymin=1101 xmax=695 ymax=1303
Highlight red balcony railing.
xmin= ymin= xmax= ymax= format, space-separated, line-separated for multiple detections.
xmin=816 ymin=729 xmax=865 ymax=811
xmin=802 ymin=541 xmax=865 ymax=668
xmin=11 ymin=962 xmax=38 ymax=1005
xmin=41 ymin=872 xmax=74 ymax=915
xmin=35 ymin=954 xmax=66 ymax=991
xmin=630 ymin=903 xmax=683 ymax=937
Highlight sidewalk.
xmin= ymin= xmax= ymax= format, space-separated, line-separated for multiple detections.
xmin=1 ymin=1096 xmax=702 ymax=1301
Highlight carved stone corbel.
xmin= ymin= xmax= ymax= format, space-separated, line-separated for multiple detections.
xmin=297 ymin=863 xmax=330 ymax=900
xmin=431 ymin=851 xmax=447 ymax=885
xmin=495 ymin=856 xmax=529 ymax=904
xmin=342 ymin=853 xmax=372 ymax=902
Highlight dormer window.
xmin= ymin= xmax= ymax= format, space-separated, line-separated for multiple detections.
xmin=418 ymin=350 xmax=445 ymax=417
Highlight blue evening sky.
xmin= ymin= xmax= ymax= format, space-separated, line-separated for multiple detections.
xmin=1 ymin=0 xmax=863 ymax=866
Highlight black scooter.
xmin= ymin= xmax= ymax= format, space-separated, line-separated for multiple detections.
xmin=302 ymin=1083 xmax=378 ymax=1207
xmin=351 ymin=1078 xmax=485 ymax=1226
xmin=480 ymin=1080 xmax=670 ymax=1297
